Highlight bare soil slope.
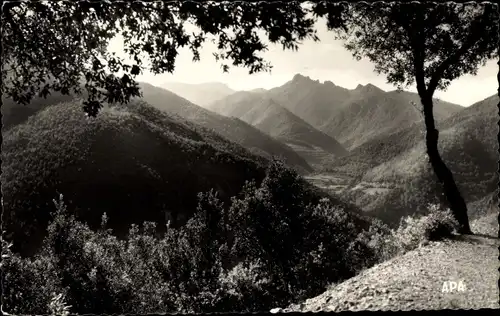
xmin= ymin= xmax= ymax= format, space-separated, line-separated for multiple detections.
xmin=285 ymin=235 xmax=499 ymax=312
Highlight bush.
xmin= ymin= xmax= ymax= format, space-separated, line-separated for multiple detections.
xmin=218 ymin=259 xmax=275 ymax=311
xmin=2 ymin=251 xmax=65 ymax=315
xmin=421 ymin=204 xmax=459 ymax=241
xmin=48 ymin=293 xmax=72 ymax=316
xmin=392 ymin=203 xmax=458 ymax=252
xmin=1 ymin=199 xmax=67 ymax=315
xmin=347 ymin=219 xmax=392 ymax=270
xmin=348 ymin=204 xmax=459 ymax=267
xmin=3 ymin=159 xmax=388 ymax=314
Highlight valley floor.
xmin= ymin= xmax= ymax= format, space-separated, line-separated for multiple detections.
xmin=283 ymin=234 xmax=499 ymax=312
xmin=305 ymin=173 xmax=392 ymax=196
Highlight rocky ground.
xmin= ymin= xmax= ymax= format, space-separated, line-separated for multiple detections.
xmin=280 ymin=234 xmax=499 ymax=312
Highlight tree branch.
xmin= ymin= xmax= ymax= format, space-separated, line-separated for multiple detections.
xmin=426 ymin=5 xmax=491 ymax=96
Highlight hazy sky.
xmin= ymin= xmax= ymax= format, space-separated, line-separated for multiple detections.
xmin=110 ymin=18 xmax=497 ymax=107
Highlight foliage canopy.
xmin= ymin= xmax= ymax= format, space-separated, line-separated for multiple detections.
xmin=2 ymin=1 xmax=344 ymax=116
xmin=333 ymin=2 xmax=498 ymax=96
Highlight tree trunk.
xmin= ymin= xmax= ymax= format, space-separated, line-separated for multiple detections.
xmin=420 ymin=95 xmax=472 ymax=234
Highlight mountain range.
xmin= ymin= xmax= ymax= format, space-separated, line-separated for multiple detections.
xmin=168 ymin=73 xmax=493 ymax=227
xmin=1 ymin=83 xmax=313 ymax=174
xmin=139 ymin=82 xmax=313 ymax=173
xmin=208 ymin=90 xmax=348 ymax=167
xmin=329 ymin=94 xmax=497 ymax=183
xmin=3 ymin=68 xmax=496 ymax=315
xmin=198 ymin=73 xmax=465 ymax=170
xmin=3 ymin=72 xmax=495 ymax=235
xmin=257 ymin=74 xmax=464 ymax=149
xmin=161 ymin=81 xmax=235 ymax=107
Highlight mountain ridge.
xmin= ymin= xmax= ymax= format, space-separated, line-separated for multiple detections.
xmin=209 ymin=90 xmax=348 ymax=167
xmin=1 ymin=82 xmax=313 ymax=174
xmin=161 ymin=81 xmax=235 ymax=107
xmin=265 ymin=74 xmax=463 ymax=149
xmin=321 ymin=94 xmax=497 ymax=225
xmin=139 ymin=82 xmax=313 ymax=173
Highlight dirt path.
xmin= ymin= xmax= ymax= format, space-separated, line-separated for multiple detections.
xmin=283 ymin=235 xmax=499 ymax=312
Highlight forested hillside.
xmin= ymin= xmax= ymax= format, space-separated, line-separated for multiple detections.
xmin=139 ymin=83 xmax=313 ymax=173
xmin=1 ymin=83 xmax=312 ymax=174
xmin=2 ymin=93 xmax=74 ymax=131
xmin=321 ymin=94 xmax=497 ymax=225
xmin=2 ymin=100 xmax=269 ymax=255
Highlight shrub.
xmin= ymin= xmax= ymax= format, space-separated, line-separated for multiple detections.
xmin=421 ymin=204 xmax=459 ymax=241
xmin=2 ymin=201 xmax=67 ymax=315
xmin=347 ymin=204 xmax=459 ymax=268
xmin=4 ymin=159 xmax=389 ymax=314
xmin=392 ymin=203 xmax=458 ymax=252
xmin=218 ymin=259 xmax=275 ymax=311
xmin=354 ymin=218 xmax=399 ymax=263
xmin=297 ymin=199 xmax=361 ymax=287
xmin=48 ymin=293 xmax=72 ymax=316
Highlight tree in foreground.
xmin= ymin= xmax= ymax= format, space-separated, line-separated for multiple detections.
xmin=326 ymin=2 xmax=498 ymax=234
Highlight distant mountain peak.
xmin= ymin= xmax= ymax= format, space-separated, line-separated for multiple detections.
xmin=291 ymin=75 xmax=341 ymax=88
xmin=160 ymin=81 xmax=235 ymax=107
xmin=163 ymin=81 xmax=231 ymax=89
xmin=250 ymin=88 xmax=268 ymax=93
xmin=292 ymin=73 xmax=313 ymax=82
xmin=354 ymin=83 xmax=382 ymax=93
xmin=365 ymin=83 xmax=380 ymax=90
xmin=204 ymin=82 xmax=231 ymax=89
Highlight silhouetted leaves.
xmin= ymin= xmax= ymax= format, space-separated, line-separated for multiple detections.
xmin=331 ymin=2 xmax=498 ymax=95
xmin=3 ymin=1 xmax=341 ymax=116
